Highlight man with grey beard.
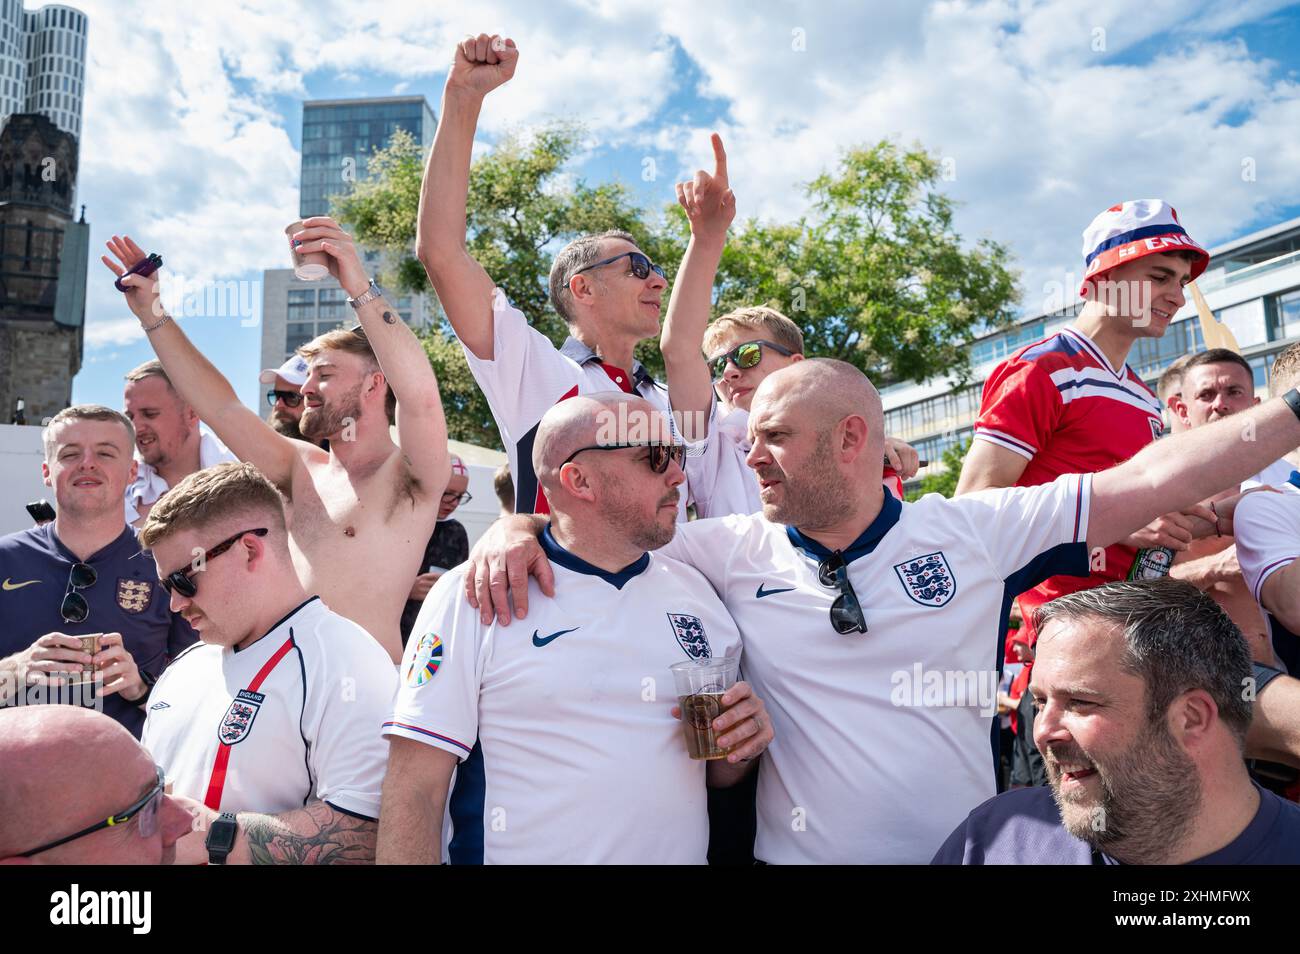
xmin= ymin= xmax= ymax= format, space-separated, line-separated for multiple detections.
xmin=933 ymin=579 xmax=1300 ymax=864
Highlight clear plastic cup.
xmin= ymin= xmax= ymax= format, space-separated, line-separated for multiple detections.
xmin=670 ymin=657 xmax=739 ymax=760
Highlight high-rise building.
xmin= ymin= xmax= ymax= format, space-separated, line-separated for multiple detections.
xmin=260 ymin=95 xmax=437 ymax=377
xmin=0 ymin=2 xmax=87 ymax=423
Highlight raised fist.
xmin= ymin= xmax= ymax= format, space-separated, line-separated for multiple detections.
xmin=447 ymin=33 xmax=518 ymax=96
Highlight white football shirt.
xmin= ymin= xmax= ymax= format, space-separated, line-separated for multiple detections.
xmin=660 ymin=472 xmax=1092 ymax=863
xmin=1232 ymin=474 xmax=1300 ymax=674
xmin=383 ymin=528 xmax=743 ymax=864
xmin=461 ymin=289 xmax=696 ymax=519
xmin=142 ymin=597 xmax=397 ymax=818
xmin=689 ymin=403 xmax=762 ymax=519
xmin=1242 ymin=457 xmax=1295 ymax=490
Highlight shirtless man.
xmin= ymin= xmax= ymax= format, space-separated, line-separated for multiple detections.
xmin=102 ymin=224 xmax=451 ymax=662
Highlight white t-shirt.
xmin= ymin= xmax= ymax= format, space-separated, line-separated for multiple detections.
xmin=1232 ymin=477 xmax=1300 ymax=673
xmin=1242 ymin=458 xmax=1295 ymax=491
xmin=142 ymin=597 xmax=397 ymax=818
xmin=659 ymin=472 xmax=1093 ymax=863
xmin=689 ymin=403 xmax=761 ymax=519
xmin=124 ymin=429 xmax=237 ymax=524
xmin=461 ymin=289 xmax=697 ymax=520
xmin=383 ymin=528 xmax=743 ymax=864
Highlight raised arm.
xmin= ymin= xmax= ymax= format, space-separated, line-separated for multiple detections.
xmin=291 ymin=217 xmax=451 ymax=495
xmin=416 ymin=34 xmax=519 ymax=360
xmin=1089 ymin=396 xmax=1300 ymax=551
xmin=377 ymin=736 xmax=457 ymax=864
xmin=661 ymin=133 xmax=735 ymax=442
xmin=102 ymin=235 xmax=299 ymax=490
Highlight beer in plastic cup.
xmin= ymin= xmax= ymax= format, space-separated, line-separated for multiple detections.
xmin=670 ymin=657 xmax=739 ymax=760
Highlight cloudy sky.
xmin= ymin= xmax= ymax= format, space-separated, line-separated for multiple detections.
xmin=69 ymin=0 xmax=1300 ymax=411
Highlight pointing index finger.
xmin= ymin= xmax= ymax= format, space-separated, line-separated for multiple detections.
xmin=711 ymin=133 xmax=728 ymax=183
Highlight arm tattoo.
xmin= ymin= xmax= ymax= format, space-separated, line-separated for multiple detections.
xmin=241 ymin=802 xmax=377 ymax=865
xmin=382 ymin=310 xmax=397 ymax=324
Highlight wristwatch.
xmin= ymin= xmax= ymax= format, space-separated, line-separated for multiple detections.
xmin=205 ymin=812 xmax=239 ymax=865
xmin=347 ymin=279 xmax=385 ymax=310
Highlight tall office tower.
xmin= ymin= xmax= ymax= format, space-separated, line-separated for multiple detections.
xmin=261 ymin=96 xmax=437 ymax=377
xmin=0 ymin=3 xmax=87 ymax=422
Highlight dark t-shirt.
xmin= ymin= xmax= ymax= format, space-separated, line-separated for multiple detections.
xmin=400 ymin=519 xmax=469 ymax=646
xmin=932 ymin=782 xmax=1300 ymax=864
xmin=0 ymin=523 xmax=197 ymax=737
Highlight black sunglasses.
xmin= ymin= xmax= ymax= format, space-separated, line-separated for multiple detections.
xmin=160 ymin=528 xmax=269 ymax=597
xmin=818 ymin=552 xmax=868 ymax=635
xmin=267 ymin=389 xmax=303 ymax=408
xmin=561 ymin=441 xmax=686 ymax=474
xmin=572 ymin=251 xmax=666 ymax=282
xmin=18 ymin=765 xmax=165 ymax=857
xmin=708 ymin=339 xmax=796 ymax=381
xmin=60 ymin=561 xmax=97 ymax=624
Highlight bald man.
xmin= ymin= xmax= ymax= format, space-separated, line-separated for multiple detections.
xmin=0 ymin=707 xmax=195 ymax=864
xmin=378 ymin=394 xmax=772 ymax=864
xmin=467 ymin=356 xmax=1300 ymax=862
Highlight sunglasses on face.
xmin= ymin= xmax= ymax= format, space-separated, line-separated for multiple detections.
xmin=561 ymin=441 xmax=687 ymax=475
xmin=267 ymin=390 xmax=303 ymax=408
xmin=160 ymin=528 xmax=269 ymax=598
xmin=442 ymin=490 xmax=473 ymax=507
xmin=572 ymin=251 xmax=666 ymax=283
xmin=18 ymin=765 xmax=165 ymax=857
xmin=708 ymin=340 xmax=796 ymax=381
xmin=61 ymin=561 xmax=96 ymax=624
xmin=818 ymin=552 xmax=868 ymax=635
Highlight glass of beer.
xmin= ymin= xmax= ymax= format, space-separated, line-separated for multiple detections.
xmin=670 ymin=657 xmax=739 ymax=760
xmin=285 ymin=221 xmax=330 ymax=280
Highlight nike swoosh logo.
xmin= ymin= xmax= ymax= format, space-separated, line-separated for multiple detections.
xmin=2 ymin=578 xmax=40 ymax=591
xmin=532 ymin=627 xmax=579 ymax=647
xmin=756 ymin=584 xmax=796 ymax=599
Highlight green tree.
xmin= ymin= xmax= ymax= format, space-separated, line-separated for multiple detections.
xmin=712 ymin=142 xmax=1019 ymax=387
xmin=905 ymin=436 xmax=972 ymax=501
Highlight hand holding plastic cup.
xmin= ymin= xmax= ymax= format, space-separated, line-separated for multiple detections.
xmin=70 ymin=634 xmax=101 ymax=685
xmin=286 ymin=221 xmax=330 ymax=280
xmin=670 ymin=657 xmax=740 ymax=760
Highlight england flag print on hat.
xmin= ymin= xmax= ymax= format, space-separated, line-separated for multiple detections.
xmin=1079 ymin=199 xmax=1209 ymax=297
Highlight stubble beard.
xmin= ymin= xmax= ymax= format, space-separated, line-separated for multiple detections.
xmin=300 ymin=384 xmax=361 ymax=441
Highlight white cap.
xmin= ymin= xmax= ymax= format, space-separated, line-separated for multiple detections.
xmin=259 ymin=354 xmax=310 ymax=388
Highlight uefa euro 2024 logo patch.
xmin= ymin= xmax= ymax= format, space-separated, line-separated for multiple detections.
xmin=218 ymin=689 xmax=264 ymax=745
xmin=406 ymin=632 xmax=444 ymax=687
xmin=667 ymin=614 xmax=712 ymax=659
xmin=894 ymin=552 xmax=956 ymax=606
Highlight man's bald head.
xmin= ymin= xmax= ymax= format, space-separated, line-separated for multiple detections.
xmin=533 ymin=393 xmax=672 ymax=497
xmin=753 ymin=358 xmax=885 ymax=456
xmin=0 ymin=707 xmax=164 ymax=861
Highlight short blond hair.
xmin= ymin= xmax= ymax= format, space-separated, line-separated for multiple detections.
xmin=1269 ymin=342 xmax=1300 ymax=396
xmin=42 ymin=405 xmax=135 ymax=461
xmin=124 ymin=359 xmax=174 ymax=390
xmin=298 ymin=326 xmax=396 ymax=424
xmin=139 ymin=461 xmax=287 ymax=549
xmin=702 ymin=306 xmax=804 ymax=358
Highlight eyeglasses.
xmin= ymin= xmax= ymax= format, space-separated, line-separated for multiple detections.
xmin=708 ymin=339 xmax=796 ymax=381
xmin=267 ymin=390 xmax=303 ymax=408
xmin=818 ymin=552 xmax=867 ymax=635
xmin=572 ymin=251 xmax=666 ymax=283
xmin=60 ymin=561 xmax=97 ymax=624
xmin=18 ymin=765 xmax=165 ymax=857
xmin=160 ymin=528 xmax=269 ymax=598
xmin=561 ymin=442 xmax=687 ymax=475
xmin=442 ymin=490 xmax=473 ymax=506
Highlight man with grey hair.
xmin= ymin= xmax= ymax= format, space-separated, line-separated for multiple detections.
xmin=0 ymin=406 xmax=195 ymax=737
xmin=417 ymin=32 xmax=705 ymax=518
xmin=379 ymin=393 xmax=771 ymax=864
xmin=466 ymin=354 xmax=1300 ymax=862
xmin=933 ymin=579 xmax=1300 ymax=864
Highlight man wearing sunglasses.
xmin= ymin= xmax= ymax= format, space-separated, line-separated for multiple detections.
xmin=401 ymin=454 xmax=473 ymax=646
xmin=0 ymin=707 xmax=197 ymax=864
xmin=138 ymin=462 xmax=396 ymax=865
xmin=379 ymin=394 xmax=772 ymax=864
xmin=258 ymin=354 xmax=312 ymax=444
xmin=0 ymin=406 xmax=196 ymax=738
xmin=463 ymin=356 xmax=1300 ymax=862
xmin=417 ymin=34 xmax=699 ymax=520
xmin=659 ymin=133 xmax=919 ymax=518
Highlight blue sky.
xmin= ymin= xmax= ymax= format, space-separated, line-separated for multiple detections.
xmin=67 ymin=0 xmax=1300 ymax=414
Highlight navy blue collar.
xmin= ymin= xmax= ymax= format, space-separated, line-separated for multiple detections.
xmin=785 ymin=492 xmax=902 ymax=564
xmin=559 ymin=335 xmax=656 ymax=390
xmin=1288 ymin=470 xmax=1300 ymax=491
xmin=45 ymin=522 xmax=138 ymax=565
xmin=540 ymin=525 xmax=650 ymax=589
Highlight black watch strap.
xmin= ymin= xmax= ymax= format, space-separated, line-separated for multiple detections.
xmin=132 ymin=669 xmax=157 ymax=708
xmin=206 ymin=812 xmax=238 ymax=865
xmin=1282 ymin=388 xmax=1300 ymax=422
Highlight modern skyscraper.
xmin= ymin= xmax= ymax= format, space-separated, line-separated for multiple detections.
xmin=0 ymin=3 xmax=88 ymax=139
xmin=260 ymin=95 xmax=437 ymax=376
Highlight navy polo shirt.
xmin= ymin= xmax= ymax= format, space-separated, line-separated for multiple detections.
xmin=0 ymin=523 xmax=196 ymax=737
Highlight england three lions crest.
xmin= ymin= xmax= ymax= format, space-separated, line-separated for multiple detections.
xmin=894 ymin=552 xmax=956 ymax=606
xmin=218 ymin=689 xmax=265 ymax=745
xmin=116 ymin=578 xmax=154 ymax=614
xmin=667 ymin=614 xmax=712 ymax=659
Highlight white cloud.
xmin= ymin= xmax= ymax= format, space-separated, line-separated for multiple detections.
xmin=84 ymin=318 xmax=144 ymax=349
